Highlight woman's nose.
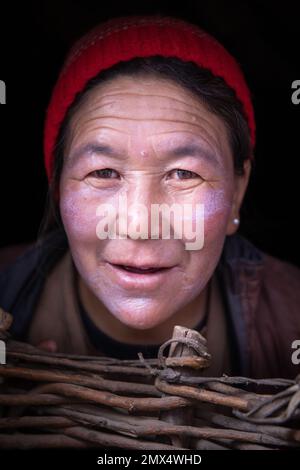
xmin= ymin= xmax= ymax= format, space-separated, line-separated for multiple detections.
xmin=119 ymin=179 xmax=163 ymax=240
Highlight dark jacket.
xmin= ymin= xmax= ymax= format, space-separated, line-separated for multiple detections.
xmin=0 ymin=229 xmax=300 ymax=379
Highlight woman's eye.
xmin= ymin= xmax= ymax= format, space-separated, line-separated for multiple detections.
xmin=168 ymin=169 xmax=200 ymax=180
xmin=89 ymin=168 xmax=119 ymax=179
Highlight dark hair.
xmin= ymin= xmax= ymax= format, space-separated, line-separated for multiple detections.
xmin=41 ymin=56 xmax=252 ymax=235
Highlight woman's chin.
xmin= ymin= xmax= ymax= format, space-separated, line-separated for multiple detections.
xmin=106 ymin=301 xmax=175 ymax=331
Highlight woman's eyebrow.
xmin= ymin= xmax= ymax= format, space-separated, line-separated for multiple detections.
xmin=68 ymin=142 xmax=219 ymax=166
xmin=69 ymin=143 xmax=125 ymax=164
xmin=167 ymin=143 xmax=219 ymax=165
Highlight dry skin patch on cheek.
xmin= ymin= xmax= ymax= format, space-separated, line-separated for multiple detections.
xmin=59 ymin=185 xmax=100 ymax=242
xmin=177 ymin=188 xmax=232 ymax=249
xmin=204 ymin=188 xmax=232 ymax=220
xmin=201 ymin=188 xmax=233 ymax=249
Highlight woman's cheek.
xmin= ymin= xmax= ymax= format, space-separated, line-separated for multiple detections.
xmin=202 ymin=188 xmax=232 ymax=241
xmin=180 ymin=189 xmax=233 ymax=292
xmin=180 ymin=188 xmax=232 ymax=250
xmin=60 ymin=185 xmax=101 ymax=243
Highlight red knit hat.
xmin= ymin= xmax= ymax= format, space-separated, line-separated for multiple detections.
xmin=44 ymin=15 xmax=255 ymax=181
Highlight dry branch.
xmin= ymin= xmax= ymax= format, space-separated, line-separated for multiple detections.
xmin=0 ymin=310 xmax=299 ymax=449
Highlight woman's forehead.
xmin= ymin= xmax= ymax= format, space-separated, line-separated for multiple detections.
xmin=78 ymin=76 xmax=203 ymax=116
xmin=68 ymin=75 xmax=230 ymax=158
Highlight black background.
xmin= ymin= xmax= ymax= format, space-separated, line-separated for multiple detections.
xmin=0 ymin=1 xmax=299 ymax=266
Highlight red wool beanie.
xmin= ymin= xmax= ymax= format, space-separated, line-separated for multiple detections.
xmin=44 ymin=15 xmax=256 ymax=181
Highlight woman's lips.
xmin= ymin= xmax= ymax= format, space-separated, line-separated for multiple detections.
xmin=114 ymin=264 xmax=169 ymax=274
xmin=106 ymin=262 xmax=175 ymax=290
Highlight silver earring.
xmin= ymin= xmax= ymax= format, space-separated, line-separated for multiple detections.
xmin=233 ymin=218 xmax=240 ymax=225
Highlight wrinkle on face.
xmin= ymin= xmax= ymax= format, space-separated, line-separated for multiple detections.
xmin=66 ymin=76 xmax=231 ymax=173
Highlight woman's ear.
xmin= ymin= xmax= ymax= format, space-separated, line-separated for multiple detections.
xmin=226 ymin=159 xmax=252 ymax=235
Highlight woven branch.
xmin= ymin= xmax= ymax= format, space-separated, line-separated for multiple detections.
xmin=0 ymin=310 xmax=299 ymax=450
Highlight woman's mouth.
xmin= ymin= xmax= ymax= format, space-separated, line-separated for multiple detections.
xmin=106 ymin=262 xmax=176 ymax=290
xmin=113 ymin=264 xmax=169 ymax=274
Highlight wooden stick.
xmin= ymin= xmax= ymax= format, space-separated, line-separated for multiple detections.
xmin=0 ymin=393 xmax=83 ymax=406
xmin=196 ymin=409 xmax=300 ymax=443
xmin=41 ymin=405 xmax=163 ymax=437
xmin=159 ymin=326 xmax=209 ymax=448
xmin=13 ymin=382 xmax=193 ymax=413
xmin=6 ymin=351 xmax=151 ymax=377
xmin=64 ymin=426 xmax=186 ymax=450
xmin=0 ymin=415 xmax=74 ymax=430
xmin=0 ymin=365 xmax=159 ymax=396
xmin=155 ymin=377 xmax=251 ymax=411
xmin=0 ymin=433 xmax=90 ymax=449
xmin=40 ymin=405 xmax=296 ymax=447
xmin=7 ymin=350 xmax=207 ymax=372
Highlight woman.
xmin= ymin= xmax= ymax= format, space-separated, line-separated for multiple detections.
xmin=0 ymin=15 xmax=299 ymax=379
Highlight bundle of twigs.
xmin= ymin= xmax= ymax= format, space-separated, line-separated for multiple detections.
xmin=0 ymin=308 xmax=299 ymax=450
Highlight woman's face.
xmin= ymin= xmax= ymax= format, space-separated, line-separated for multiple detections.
xmin=59 ymin=75 xmax=250 ymax=331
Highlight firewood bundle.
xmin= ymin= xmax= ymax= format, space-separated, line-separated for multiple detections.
xmin=0 ymin=308 xmax=299 ymax=450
